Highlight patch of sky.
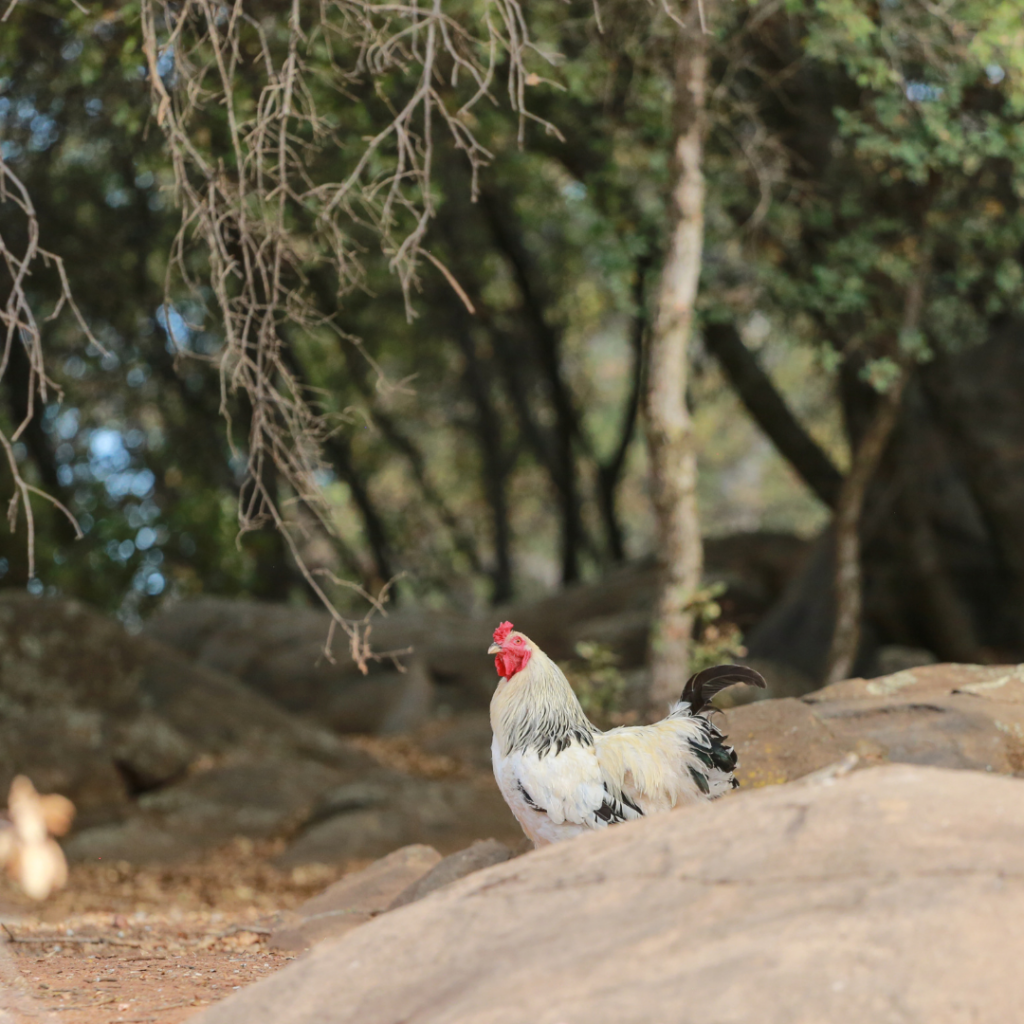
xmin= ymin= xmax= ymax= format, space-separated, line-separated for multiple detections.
xmin=135 ymin=526 xmax=157 ymax=551
xmin=55 ymin=408 xmax=80 ymax=440
xmin=105 ymin=186 xmax=132 ymax=208
xmin=61 ymin=39 xmax=84 ymax=61
xmin=986 ymin=65 xmax=1006 ymax=86
xmin=1 ymin=141 xmax=23 ymax=161
xmin=127 ymin=366 xmax=149 ymax=387
xmin=156 ymin=304 xmax=193 ymax=352
xmin=0 ymin=97 xmax=10 ymax=121
xmin=89 ymin=428 xmax=131 ymax=471
xmin=11 ymin=442 xmax=26 ymax=463
xmin=0 ymin=558 xmax=8 ymax=579
xmin=156 ymin=45 xmax=177 ymax=87
xmin=229 ymin=452 xmax=249 ymax=482
xmin=134 ymin=170 xmax=155 ymax=189
xmin=85 ymin=97 xmax=103 ymax=117
xmin=105 ymin=468 xmax=155 ymax=500
xmin=101 ymin=351 xmax=121 ymax=372
xmin=563 ymin=180 xmax=587 ymax=202
xmin=905 ymin=82 xmax=943 ymax=103
xmin=28 ymin=113 xmax=58 ymax=152
xmin=26 ymin=578 xmax=43 ymax=596
xmin=64 ymin=355 xmax=87 ymax=379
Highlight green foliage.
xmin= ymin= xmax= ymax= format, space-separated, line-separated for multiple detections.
xmin=686 ymin=583 xmax=747 ymax=675
xmin=561 ymin=641 xmax=632 ymax=729
xmin=2 ymin=0 xmax=1023 ymax=628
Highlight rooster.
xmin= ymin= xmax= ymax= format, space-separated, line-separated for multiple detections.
xmin=487 ymin=621 xmax=765 ymax=847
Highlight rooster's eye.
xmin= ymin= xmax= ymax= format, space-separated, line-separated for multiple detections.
xmin=514 ymin=637 xmax=521 ymax=644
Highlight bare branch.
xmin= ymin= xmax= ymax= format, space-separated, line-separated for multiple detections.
xmin=0 ymin=157 xmax=93 ymax=576
xmin=138 ymin=0 xmax=551 ymax=660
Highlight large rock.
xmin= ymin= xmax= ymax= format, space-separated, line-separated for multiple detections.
xmin=269 ymin=844 xmax=442 ymax=951
xmin=0 ymin=594 xmax=524 ymax=863
xmin=729 ymin=662 xmax=1024 ymax=786
xmin=143 ymin=597 xmax=492 ymax=733
xmin=277 ymin=776 xmax=520 ymax=866
xmin=387 ymin=839 xmax=514 ymax=911
xmin=190 ymin=764 xmax=1024 ymax=1024
xmin=145 ymin=538 xmax=810 ymax=734
xmin=0 ymin=594 xmax=365 ymax=825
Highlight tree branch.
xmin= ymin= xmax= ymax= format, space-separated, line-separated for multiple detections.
xmin=703 ymin=321 xmax=843 ymax=508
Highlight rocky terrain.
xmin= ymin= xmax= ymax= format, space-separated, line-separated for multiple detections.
xmin=190 ymin=762 xmax=1024 ymax=1024
xmin=3 ymin=585 xmax=1024 ymax=1023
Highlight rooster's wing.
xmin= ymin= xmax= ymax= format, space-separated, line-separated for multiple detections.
xmin=501 ymin=741 xmax=644 ymax=831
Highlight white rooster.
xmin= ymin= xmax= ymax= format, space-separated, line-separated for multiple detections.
xmin=488 ymin=620 xmax=765 ymax=847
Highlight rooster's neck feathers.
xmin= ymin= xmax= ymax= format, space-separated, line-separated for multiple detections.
xmin=491 ymin=644 xmax=593 ymax=758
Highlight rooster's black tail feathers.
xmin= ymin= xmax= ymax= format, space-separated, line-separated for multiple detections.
xmin=680 ymin=664 xmax=766 ymax=716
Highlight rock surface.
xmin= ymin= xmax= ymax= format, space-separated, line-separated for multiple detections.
xmin=145 ymin=537 xmax=810 ymax=734
xmin=190 ymin=763 xmax=1024 ymax=1024
xmin=268 ymin=844 xmax=442 ymax=951
xmin=0 ymin=594 xmax=522 ymax=864
xmin=730 ymin=661 xmax=1024 ymax=787
xmin=387 ymin=839 xmax=514 ymax=911
xmin=0 ymin=595 xmax=361 ymax=822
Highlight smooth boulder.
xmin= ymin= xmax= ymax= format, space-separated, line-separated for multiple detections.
xmin=191 ymin=763 xmax=1024 ymax=1024
xmin=729 ymin=661 xmax=1024 ymax=786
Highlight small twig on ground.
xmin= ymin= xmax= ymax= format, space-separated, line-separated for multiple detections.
xmin=1 ymin=927 xmax=143 ymax=949
xmin=119 ymin=998 xmax=206 ymax=1023
xmin=51 ymin=996 xmax=118 ymax=1011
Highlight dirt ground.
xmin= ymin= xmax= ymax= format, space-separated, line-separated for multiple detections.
xmin=0 ymin=731 xmax=494 ymax=1023
xmin=0 ymin=839 xmax=368 ymax=1024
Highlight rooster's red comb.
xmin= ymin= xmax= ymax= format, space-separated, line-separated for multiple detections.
xmin=493 ymin=621 xmax=514 ymax=644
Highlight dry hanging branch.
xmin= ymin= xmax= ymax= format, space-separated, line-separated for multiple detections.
xmin=138 ymin=0 xmax=556 ymax=665
xmin=0 ymin=157 xmax=91 ymax=578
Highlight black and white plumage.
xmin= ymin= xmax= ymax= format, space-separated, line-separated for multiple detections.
xmin=488 ymin=623 xmax=765 ymax=847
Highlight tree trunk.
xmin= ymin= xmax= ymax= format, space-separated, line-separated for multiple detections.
xmin=824 ymin=378 xmax=908 ymax=684
xmin=597 ymin=254 xmax=649 ymax=563
xmin=645 ymin=5 xmax=707 ymax=709
xmin=703 ymin=321 xmax=844 ymax=508
xmin=824 ymin=262 xmax=929 ymax=683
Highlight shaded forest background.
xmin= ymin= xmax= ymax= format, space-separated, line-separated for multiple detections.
xmin=2 ymin=0 xmax=1024 ymax=687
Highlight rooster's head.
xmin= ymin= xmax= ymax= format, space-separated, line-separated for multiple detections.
xmin=488 ymin=621 xmax=533 ymax=679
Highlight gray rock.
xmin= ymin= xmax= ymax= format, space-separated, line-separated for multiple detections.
xmin=110 ymin=713 xmax=194 ymax=790
xmin=65 ymin=818 xmax=200 ymax=864
xmin=731 ymin=662 xmax=1024 ymax=786
xmin=276 ymin=808 xmax=411 ymax=867
xmin=388 ymin=839 xmax=514 ymax=910
xmin=278 ymin=776 xmax=522 ymax=866
xmin=874 ymin=644 xmax=939 ymax=675
xmin=268 ymin=844 xmax=442 ymax=951
xmin=193 ymin=764 xmax=1024 ymax=1024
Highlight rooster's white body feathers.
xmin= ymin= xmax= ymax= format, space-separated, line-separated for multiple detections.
xmin=489 ymin=633 xmax=756 ymax=847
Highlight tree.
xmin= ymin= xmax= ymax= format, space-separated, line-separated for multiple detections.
xmin=645 ymin=0 xmax=707 ymax=707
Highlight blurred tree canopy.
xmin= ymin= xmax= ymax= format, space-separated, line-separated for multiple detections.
xmin=2 ymin=0 xmax=1024 ymax=674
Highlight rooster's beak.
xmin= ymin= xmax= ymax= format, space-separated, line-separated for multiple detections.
xmin=487 ymin=643 xmax=501 ymax=655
